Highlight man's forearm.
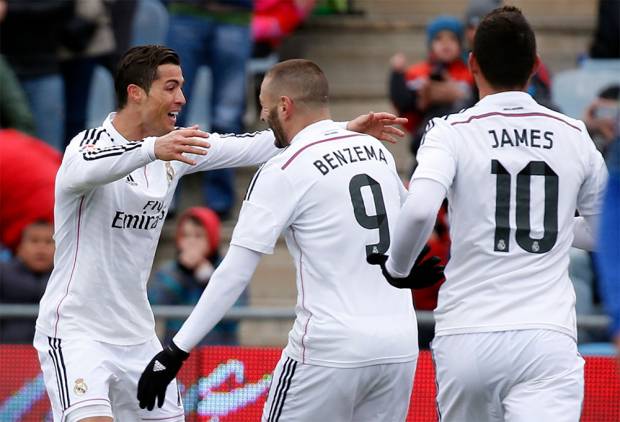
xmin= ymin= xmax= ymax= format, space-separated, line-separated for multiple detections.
xmin=387 ymin=178 xmax=446 ymax=277
xmin=173 ymin=245 xmax=261 ymax=352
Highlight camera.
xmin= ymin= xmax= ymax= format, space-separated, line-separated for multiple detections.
xmin=429 ymin=62 xmax=447 ymax=82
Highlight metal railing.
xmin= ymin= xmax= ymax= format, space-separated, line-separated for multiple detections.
xmin=0 ymin=304 xmax=610 ymax=330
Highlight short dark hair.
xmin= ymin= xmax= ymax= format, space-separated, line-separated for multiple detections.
xmin=599 ymin=84 xmax=620 ymax=100
xmin=473 ymin=6 xmax=536 ymax=89
xmin=265 ymin=59 xmax=329 ymax=106
xmin=114 ymin=45 xmax=180 ymax=109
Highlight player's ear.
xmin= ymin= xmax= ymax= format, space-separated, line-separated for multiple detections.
xmin=280 ymin=96 xmax=294 ymax=119
xmin=468 ymin=52 xmax=478 ymax=76
xmin=127 ymin=84 xmax=145 ymax=104
xmin=530 ymin=54 xmax=541 ymax=78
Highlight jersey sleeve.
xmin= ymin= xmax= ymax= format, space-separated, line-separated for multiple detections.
xmin=230 ymin=163 xmax=299 ymax=254
xmin=57 ymin=135 xmax=157 ymax=193
xmin=410 ymin=119 xmax=458 ymax=190
xmin=577 ymin=131 xmax=608 ymax=216
xmin=178 ymin=130 xmax=281 ymax=176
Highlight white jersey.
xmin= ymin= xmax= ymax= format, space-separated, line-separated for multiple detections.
xmin=36 ymin=113 xmax=279 ymax=345
xmin=231 ymin=120 xmax=418 ymax=368
xmin=412 ymin=91 xmax=608 ymax=340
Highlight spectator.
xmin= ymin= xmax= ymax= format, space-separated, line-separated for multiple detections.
xmin=59 ymin=0 xmax=116 ymax=145
xmin=166 ymin=0 xmax=254 ymax=219
xmin=0 ymin=55 xmax=36 ymax=135
xmin=583 ymin=84 xmax=620 ymax=157
xmin=149 ymin=207 xmax=246 ymax=346
xmin=0 ymin=129 xmax=61 ymax=254
xmin=389 ymin=15 xmax=473 ymax=166
xmin=253 ymin=0 xmax=315 ymax=48
xmin=0 ymin=0 xmax=71 ymax=151
xmin=589 ymin=0 xmax=620 ymax=59
xmin=0 ymin=221 xmax=54 ymax=343
xmin=250 ymin=0 xmax=316 ymax=120
xmin=595 ymin=113 xmax=620 ymax=361
xmin=103 ymin=0 xmax=138 ymax=74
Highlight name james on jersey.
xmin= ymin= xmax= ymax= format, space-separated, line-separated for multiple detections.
xmin=489 ymin=128 xmax=554 ymax=149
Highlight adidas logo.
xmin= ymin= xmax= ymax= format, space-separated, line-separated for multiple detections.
xmin=153 ymin=360 xmax=166 ymax=372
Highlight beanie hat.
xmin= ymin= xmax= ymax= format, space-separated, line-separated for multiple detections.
xmin=175 ymin=207 xmax=221 ymax=258
xmin=465 ymin=0 xmax=502 ymax=27
xmin=427 ymin=15 xmax=464 ymax=46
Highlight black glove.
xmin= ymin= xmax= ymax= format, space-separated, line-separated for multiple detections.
xmin=137 ymin=341 xmax=189 ymax=411
xmin=367 ymin=245 xmax=444 ymax=289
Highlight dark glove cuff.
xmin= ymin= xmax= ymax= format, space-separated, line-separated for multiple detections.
xmin=167 ymin=341 xmax=190 ymax=361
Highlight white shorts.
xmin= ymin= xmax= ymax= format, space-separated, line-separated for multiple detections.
xmin=431 ymin=329 xmax=584 ymax=422
xmin=261 ymin=352 xmax=417 ymax=422
xmin=34 ymin=330 xmax=185 ymax=422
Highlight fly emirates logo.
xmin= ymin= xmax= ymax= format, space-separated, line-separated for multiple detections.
xmin=111 ymin=200 xmax=166 ymax=230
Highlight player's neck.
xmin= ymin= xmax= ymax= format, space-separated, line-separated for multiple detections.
xmin=112 ymin=108 xmax=148 ymax=141
xmin=287 ymin=110 xmax=331 ymax=144
xmin=477 ymin=83 xmax=527 ymax=101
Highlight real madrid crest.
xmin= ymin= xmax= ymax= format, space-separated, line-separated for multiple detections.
xmin=165 ymin=162 xmax=175 ymax=184
xmin=74 ymin=378 xmax=88 ymax=395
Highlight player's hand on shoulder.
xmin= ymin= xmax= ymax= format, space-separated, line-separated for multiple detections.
xmin=154 ymin=125 xmax=211 ymax=165
xmin=367 ymin=245 xmax=444 ymax=289
xmin=137 ymin=341 xmax=189 ymax=411
xmin=347 ymin=112 xmax=408 ymax=144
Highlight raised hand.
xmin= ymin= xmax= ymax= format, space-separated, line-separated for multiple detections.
xmin=347 ymin=112 xmax=408 ymax=144
xmin=367 ymin=245 xmax=444 ymax=289
xmin=154 ymin=125 xmax=211 ymax=165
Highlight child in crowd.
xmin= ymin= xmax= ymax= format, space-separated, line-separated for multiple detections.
xmin=0 ymin=220 xmax=54 ymax=343
xmin=389 ymin=15 xmax=474 ymax=166
xmin=149 ymin=207 xmax=246 ymax=346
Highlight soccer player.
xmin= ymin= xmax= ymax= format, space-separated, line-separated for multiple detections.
xmin=33 ymin=45 xmax=408 ymax=422
xmin=137 ymin=59 xmax=443 ymax=421
xmin=368 ymin=6 xmax=608 ymax=421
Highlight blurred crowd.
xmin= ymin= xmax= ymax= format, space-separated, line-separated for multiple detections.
xmin=0 ymin=0 xmax=619 ymax=353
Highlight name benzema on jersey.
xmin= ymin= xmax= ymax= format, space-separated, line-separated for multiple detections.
xmin=111 ymin=200 xmax=166 ymax=230
xmin=313 ymin=144 xmax=388 ymax=176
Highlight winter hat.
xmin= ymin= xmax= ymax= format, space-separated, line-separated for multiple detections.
xmin=427 ymin=15 xmax=464 ymax=46
xmin=175 ymin=207 xmax=221 ymax=258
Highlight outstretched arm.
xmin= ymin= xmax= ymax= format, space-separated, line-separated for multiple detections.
xmin=173 ymin=245 xmax=261 ymax=351
xmin=346 ymin=112 xmax=408 ymax=144
xmin=60 ymin=126 xmax=210 ymax=192
xmin=387 ymin=178 xmax=447 ymax=277
xmin=138 ymin=245 xmax=261 ymax=410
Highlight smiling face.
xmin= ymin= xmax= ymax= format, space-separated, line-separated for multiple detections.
xmin=137 ymin=64 xmax=186 ymax=137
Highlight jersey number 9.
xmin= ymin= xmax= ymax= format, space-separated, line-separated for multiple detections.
xmin=349 ymin=173 xmax=390 ymax=257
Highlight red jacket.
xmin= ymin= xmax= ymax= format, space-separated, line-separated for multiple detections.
xmin=402 ymin=59 xmax=473 ymax=133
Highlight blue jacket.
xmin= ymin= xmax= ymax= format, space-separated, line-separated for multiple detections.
xmin=596 ymin=137 xmax=620 ymax=337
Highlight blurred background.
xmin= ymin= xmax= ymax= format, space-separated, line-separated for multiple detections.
xmin=0 ymin=0 xmax=619 ymax=366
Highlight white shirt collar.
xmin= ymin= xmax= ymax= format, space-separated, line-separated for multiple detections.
xmin=476 ymin=91 xmax=538 ymax=108
xmin=290 ymin=119 xmax=339 ymax=145
xmin=103 ymin=112 xmax=132 ymax=143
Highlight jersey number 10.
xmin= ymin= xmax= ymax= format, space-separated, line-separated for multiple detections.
xmin=491 ymin=160 xmax=558 ymax=254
